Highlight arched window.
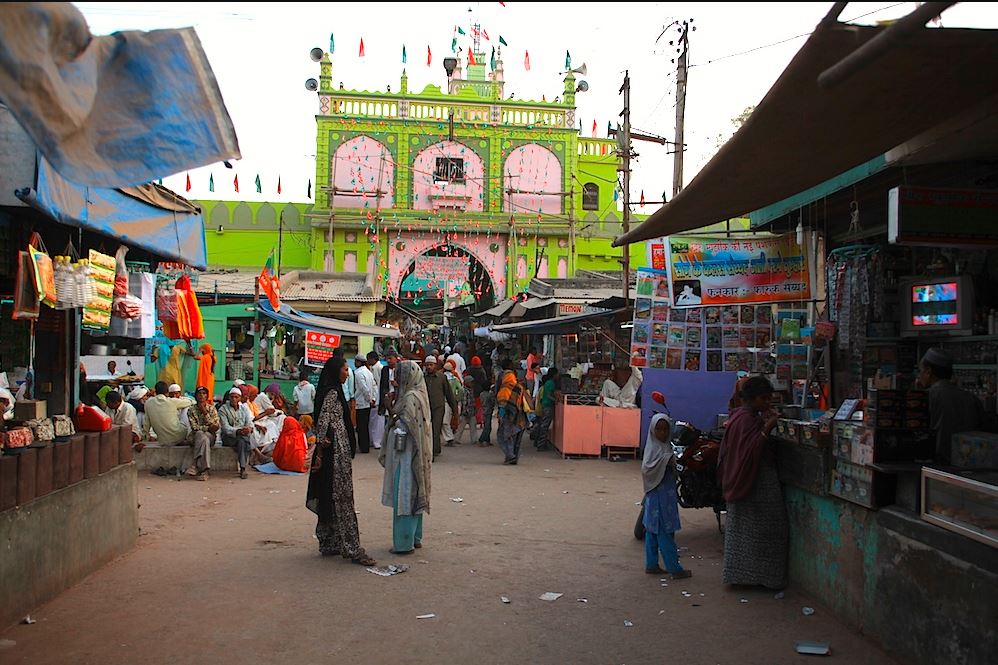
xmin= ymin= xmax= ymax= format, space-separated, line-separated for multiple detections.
xmin=582 ymin=183 xmax=599 ymax=211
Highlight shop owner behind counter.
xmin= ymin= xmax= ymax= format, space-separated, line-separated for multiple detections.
xmin=917 ymin=347 xmax=983 ymax=464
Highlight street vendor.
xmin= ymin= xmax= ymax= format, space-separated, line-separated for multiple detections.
xmin=917 ymin=347 xmax=982 ymax=464
xmin=600 ymin=364 xmax=643 ymax=408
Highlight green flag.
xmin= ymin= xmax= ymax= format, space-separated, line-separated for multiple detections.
xmin=451 ymin=36 xmax=457 ymax=53
xmin=208 ymin=174 xmax=214 ymax=192
xmin=457 ymin=27 xmax=466 ymax=35
xmin=565 ymin=50 xmax=571 ymax=70
xmin=490 ymin=46 xmax=496 ymax=71
xmin=499 ymin=36 xmax=508 ymax=46
xmin=329 ymin=33 xmax=335 ymax=54
xmin=402 ymin=45 xmax=407 ymax=64
xmin=255 ymin=174 xmax=262 ymax=194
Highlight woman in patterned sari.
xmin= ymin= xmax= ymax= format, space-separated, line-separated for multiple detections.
xmin=305 ymin=355 xmax=376 ymax=566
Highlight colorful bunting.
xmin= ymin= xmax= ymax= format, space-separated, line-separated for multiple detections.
xmin=329 ymin=33 xmax=335 ymax=54
xmin=402 ymin=45 xmax=407 ymax=64
xmin=234 ymin=174 xmax=240 ymax=193
xmin=524 ymin=50 xmax=530 ymax=71
xmin=185 ymin=173 xmax=191 ymax=192
xmin=209 ymin=174 xmax=214 ymax=192
xmin=427 ymin=45 xmax=432 ymax=66
xmin=255 ymin=174 xmax=262 ymax=194
xmin=359 ymin=38 xmax=365 ymax=57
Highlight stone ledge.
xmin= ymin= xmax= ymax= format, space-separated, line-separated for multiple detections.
xmin=133 ymin=444 xmax=239 ymax=473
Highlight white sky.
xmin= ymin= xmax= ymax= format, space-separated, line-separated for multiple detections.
xmin=74 ymin=2 xmax=998 ymax=215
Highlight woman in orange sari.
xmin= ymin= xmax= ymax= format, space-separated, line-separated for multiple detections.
xmin=195 ymin=343 xmax=217 ymax=401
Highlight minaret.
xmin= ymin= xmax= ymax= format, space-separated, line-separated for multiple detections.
xmin=319 ymin=51 xmax=332 ymax=93
xmin=400 ymin=69 xmax=408 ymax=95
xmin=563 ymin=69 xmax=576 ymax=108
xmin=493 ymin=49 xmax=505 ymax=100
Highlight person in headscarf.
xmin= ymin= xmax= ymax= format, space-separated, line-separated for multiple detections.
xmin=305 ymin=355 xmax=376 ymax=566
xmin=442 ymin=359 xmax=464 ymax=447
xmin=272 ymin=416 xmax=308 ymax=473
xmin=641 ymin=414 xmax=691 ymax=578
xmin=158 ymin=344 xmax=189 ymax=390
xmin=379 ymin=360 xmax=433 ymax=554
xmin=242 ymin=384 xmax=285 ymax=464
xmin=468 ymin=355 xmax=489 ymax=427
xmin=195 ymin=343 xmax=217 ymax=401
xmin=717 ymin=376 xmax=787 ymax=589
xmin=264 ymin=382 xmax=292 ymax=415
xmin=496 ymin=369 xmax=527 ymax=465
xmin=300 ymin=414 xmax=317 ymax=470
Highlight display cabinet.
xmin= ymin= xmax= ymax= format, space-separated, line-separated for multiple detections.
xmin=921 ymin=467 xmax=998 ymax=548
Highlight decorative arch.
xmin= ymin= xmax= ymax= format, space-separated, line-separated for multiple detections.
xmin=209 ymin=202 xmax=229 ymax=230
xmin=388 ymin=233 xmax=505 ymax=303
xmin=411 ymin=140 xmax=485 ymax=212
xmin=331 ymin=135 xmax=395 ymax=209
xmin=257 ymin=202 xmax=276 ymax=226
xmin=503 ymin=143 xmax=563 ymax=214
xmin=233 ymin=202 xmax=252 ymax=226
xmin=280 ymin=204 xmax=301 ymax=226
xmin=582 ymin=182 xmax=599 ymax=211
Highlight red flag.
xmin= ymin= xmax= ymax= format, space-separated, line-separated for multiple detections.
xmin=359 ymin=38 xmax=365 ymax=57
xmin=499 ymin=1 xmax=506 ymax=5
xmin=591 ymin=120 xmax=598 ymax=137
xmin=524 ymin=50 xmax=530 ymax=71
xmin=185 ymin=173 xmax=191 ymax=192
xmin=427 ymin=45 xmax=432 ymax=66
xmin=640 ymin=190 xmax=646 ymax=207
xmin=258 ymin=252 xmax=281 ymax=311
xmin=468 ymin=50 xmax=477 ymax=65
xmin=234 ymin=174 xmax=240 ymax=193
xmin=277 ymin=176 xmax=282 ymax=195
xmin=482 ymin=29 xmax=490 ymax=40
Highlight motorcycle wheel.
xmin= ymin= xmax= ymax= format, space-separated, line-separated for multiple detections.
xmin=634 ymin=505 xmax=646 ymax=540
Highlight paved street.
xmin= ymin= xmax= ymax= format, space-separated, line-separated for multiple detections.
xmin=1 ymin=442 xmax=899 ymax=665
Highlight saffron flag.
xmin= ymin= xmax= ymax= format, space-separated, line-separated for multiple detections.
xmin=499 ymin=36 xmax=508 ymax=46
xmin=524 ymin=50 xmax=530 ymax=71
xmin=258 ymin=251 xmax=281 ymax=311
xmin=255 ymin=174 xmax=262 ymax=193
xmin=208 ymin=173 xmax=214 ymax=192
xmin=234 ymin=174 xmax=239 ymax=193
xmin=427 ymin=45 xmax=432 ymax=66
xmin=329 ymin=33 xmax=335 ymax=54
xmin=185 ymin=172 xmax=191 ymax=192
xmin=469 ymin=50 xmax=477 ymax=66
xmin=359 ymin=38 xmax=365 ymax=57
xmin=277 ymin=176 xmax=282 ymax=195
xmin=402 ymin=45 xmax=407 ymax=64
xmin=592 ymin=119 xmax=598 ymax=137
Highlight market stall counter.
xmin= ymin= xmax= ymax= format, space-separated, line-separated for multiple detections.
xmin=552 ymin=394 xmax=641 ymax=458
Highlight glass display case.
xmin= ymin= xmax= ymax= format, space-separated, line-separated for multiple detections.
xmin=921 ymin=468 xmax=998 ymax=548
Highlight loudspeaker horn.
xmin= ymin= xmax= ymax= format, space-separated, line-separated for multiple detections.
xmin=309 ymin=47 xmax=324 ymax=62
xmin=305 ymin=78 xmax=319 ymax=91
xmin=571 ymin=63 xmax=587 ymax=76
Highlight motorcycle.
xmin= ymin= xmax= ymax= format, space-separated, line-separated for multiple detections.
xmin=634 ymin=391 xmax=726 ymax=539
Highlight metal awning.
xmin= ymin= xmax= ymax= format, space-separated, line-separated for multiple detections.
xmin=258 ymin=301 xmax=400 ymax=338
xmin=474 ymin=298 xmax=518 ymax=318
xmin=520 ymin=297 xmax=556 ymax=310
xmin=614 ymin=19 xmax=998 ymax=245
xmin=491 ymin=307 xmax=630 ymax=335
xmin=16 ymin=157 xmax=208 ymax=268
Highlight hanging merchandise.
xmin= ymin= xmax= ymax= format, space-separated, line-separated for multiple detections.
xmin=110 ymin=271 xmax=155 ymax=338
xmin=156 ymin=280 xmax=178 ymax=323
xmin=171 ymin=274 xmax=205 ymax=340
xmin=12 ymin=248 xmax=40 ymax=320
xmin=113 ymin=246 xmax=130 ymax=296
xmin=28 ymin=232 xmax=56 ymax=307
xmin=83 ymin=249 xmax=115 ymax=333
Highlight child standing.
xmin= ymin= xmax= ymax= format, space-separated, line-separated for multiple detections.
xmin=641 ymin=414 xmax=692 ymax=579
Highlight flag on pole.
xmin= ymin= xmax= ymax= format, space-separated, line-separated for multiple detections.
xmin=490 ymin=46 xmax=496 ymax=70
xmin=468 ymin=50 xmax=477 ymax=66
xmin=209 ymin=174 xmax=214 ymax=192
xmin=402 ymin=45 xmax=407 ymax=64
xmin=258 ymin=251 xmax=281 ymax=311
xmin=255 ymin=174 xmax=262 ymax=194
xmin=499 ymin=36 xmax=508 ymax=46
xmin=307 ymin=178 xmax=312 ymax=199
xmin=566 ymin=51 xmax=571 ymax=70
xmin=234 ymin=174 xmax=240 ymax=193
xmin=427 ymin=45 xmax=432 ymax=66
xmin=640 ymin=190 xmax=646 ymax=207
xmin=457 ymin=27 xmax=466 ymax=35
xmin=451 ymin=37 xmax=457 ymax=53
xmin=185 ymin=173 xmax=191 ymax=192
xmin=359 ymin=38 xmax=365 ymax=57
xmin=277 ymin=177 xmax=282 ymax=195
xmin=499 ymin=1 xmax=506 ymax=5
xmin=482 ymin=29 xmax=490 ymax=40
xmin=524 ymin=50 xmax=530 ymax=71
xmin=329 ymin=33 xmax=335 ymax=54
xmin=592 ymin=120 xmax=598 ymax=137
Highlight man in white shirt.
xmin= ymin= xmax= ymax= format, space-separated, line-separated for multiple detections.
xmin=353 ymin=354 xmax=377 ymax=454
xmin=144 ymin=381 xmax=195 ymax=444
xmin=293 ymin=378 xmax=316 ymax=417
xmin=105 ymin=391 xmax=141 ymax=442
xmin=600 ymin=365 xmax=643 ymax=408
xmin=366 ymin=351 xmax=384 ymax=450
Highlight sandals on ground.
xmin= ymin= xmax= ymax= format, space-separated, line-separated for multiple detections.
xmin=351 ymin=552 xmax=377 ymax=566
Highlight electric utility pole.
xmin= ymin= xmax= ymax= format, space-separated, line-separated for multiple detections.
xmin=672 ymin=19 xmax=693 ymax=197
xmin=620 ymin=70 xmax=631 ymax=303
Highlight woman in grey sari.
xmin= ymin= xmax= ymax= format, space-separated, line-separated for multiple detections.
xmin=379 ymin=360 xmax=433 ymax=554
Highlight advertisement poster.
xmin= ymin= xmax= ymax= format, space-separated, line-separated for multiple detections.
xmin=667 ymin=234 xmax=811 ymax=308
xmin=630 ymin=268 xmax=670 ymax=368
xmin=304 ymin=330 xmax=342 ymax=367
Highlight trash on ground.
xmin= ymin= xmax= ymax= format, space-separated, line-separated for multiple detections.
xmin=450 ymin=497 xmax=464 ymax=503
xmin=418 ymin=559 xmax=430 ymax=564
xmin=562 ymin=490 xmax=569 ymax=494
xmin=681 ymin=591 xmax=692 ymax=598
xmin=740 ymin=598 xmax=749 ymax=603
xmin=539 ymin=592 xmax=563 ymax=602
xmin=366 ymin=564 xmax=409 ymax=577
xmin=658 ymin=610 xmax=665 ymax=615
xmin=623 ymin=620 xmax=633 ymax=627
xmin=22 ymin=616 xmax=35 ymax=625
xmin=802 ymin=606 xmax=815 ymax=616
xmin=774 ymin=591 xmax=785 ymax=600
xmin=416 ymin=613 xmax=436 ymax=620
xmin=794 ymin=641 xmax=831 ymax=656
xmin=577 ymin=598 xmax=588 ymax=603
xmin=500 ymin=596 xmax=511 ymax=604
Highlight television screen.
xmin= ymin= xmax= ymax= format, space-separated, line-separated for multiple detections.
xmin=911 ymin=282 xmax=959 ymax=326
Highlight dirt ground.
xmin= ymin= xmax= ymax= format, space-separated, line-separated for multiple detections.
xmin=0 ymin=439 xmax=900 ymax=665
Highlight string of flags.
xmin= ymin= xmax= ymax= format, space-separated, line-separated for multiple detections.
xmin=183 ymin=172 xmax=301 ymax=197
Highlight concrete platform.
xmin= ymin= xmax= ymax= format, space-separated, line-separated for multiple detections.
xmin=133 ymin=443 xmax=239 ymax=473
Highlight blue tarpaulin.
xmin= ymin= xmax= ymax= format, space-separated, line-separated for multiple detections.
xmin=17 ymin=157 xmax=208 ymax=269
xmin=258 ymin=300 xmax=400 ymax=339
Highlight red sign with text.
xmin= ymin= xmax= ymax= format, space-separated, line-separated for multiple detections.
xmin=305 ymin=330 xmax=341 ymax=367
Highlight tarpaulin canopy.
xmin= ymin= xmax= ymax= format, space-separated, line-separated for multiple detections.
xmin=614 ymin=20 xmax=998 ymax=246
xmin=491 ymin=307 xmax=630 ymax=335
xmin=16 ymin=157 xmax=208 ymax=268
xmin=258 ymin=300 xmax=401 ymax=339
xmin=474 ymin=298 xmax=518 ymax=318
xmin=0 ymin=3 xmax=239 ymax=188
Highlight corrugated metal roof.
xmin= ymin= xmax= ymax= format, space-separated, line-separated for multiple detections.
xmin=196 ymin=270 xmax=380 ymax=302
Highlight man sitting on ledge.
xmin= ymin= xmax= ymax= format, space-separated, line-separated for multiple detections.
xmin=143 ymin=381 xmax=194 ymax=445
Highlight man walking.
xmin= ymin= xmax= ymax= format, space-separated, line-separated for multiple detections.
xmin=424 ymin=355 xmax=458 ymax=460
xmin=293 ymin=376 xmax=316 ymax=418
xmin=366 ymin=351 xmax=384 ymax=450
xmin=353 ymin=354 xmax=377 ymax=453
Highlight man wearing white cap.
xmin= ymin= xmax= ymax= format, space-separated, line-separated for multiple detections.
xmin=218 ymin=386 xmax=254 ymax=479
xmin=143 ymin=381 xmax=195 ymax=445
xmin=917 ymin=347 xmax=982 ymax=463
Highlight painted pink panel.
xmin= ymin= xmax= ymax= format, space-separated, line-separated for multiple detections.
xmin=503 ymin=143 xmax=562 ymax=215
xmin=387 ymin=232 xmax=506 ymax=299
xmin=538 ymin=256 xmax=549 ymax=278
xmin=343 ymin=252 xmax=357 ymax=272
xmin=517 ymin=256 xmax=527 ymax=279
xmin=557 ymin=257 xmax=568 ymax=278
xmin=412 ymin=141 xmax=485 ymax=212
xmin=332 ymin=136 xmax=395 ymax=209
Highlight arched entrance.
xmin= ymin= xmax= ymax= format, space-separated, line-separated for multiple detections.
xmin=397 ymin=244 xmax=497 ymax=316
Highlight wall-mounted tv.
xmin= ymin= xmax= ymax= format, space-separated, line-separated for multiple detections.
xmin=899 ymin=275 xmax=975 ymax=337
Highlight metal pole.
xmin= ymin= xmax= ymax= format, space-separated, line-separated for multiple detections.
xmin=621 ymin=71 xmax=631 ymax=302
xmin=253 ymin=278 xmax=261 ymax=390
xmin=277 ymin=210 xmax=284 ymax=278
xmin=673 ymin=23 xmax=689 ymax=198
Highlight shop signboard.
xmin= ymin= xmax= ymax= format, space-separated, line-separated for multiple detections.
xmin=558 ymin=303 xmax=609 ymax=316
xmin=888 ymin=186 xmax=998 ymax=246
xmin=304 ymin=329 xmax=341 ymax=367
xmin=413 ymin=256 xmax=468 ymax=282
xmin=666 ymin=233 xmax=811 ymax=308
